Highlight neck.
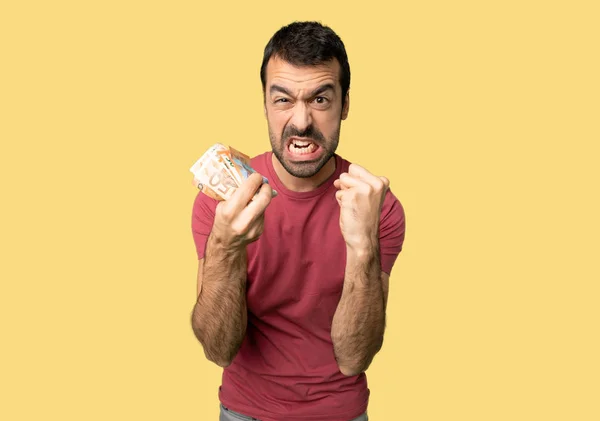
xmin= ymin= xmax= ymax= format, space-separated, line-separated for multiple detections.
xmin=271 ymin=154 xmax=336 ymax=193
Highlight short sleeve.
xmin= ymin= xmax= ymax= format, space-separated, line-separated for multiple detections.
xmin=379 ymin=189 xmax=406 ymax=275
xmin=191 ymin=191 xmax=218 ymax=260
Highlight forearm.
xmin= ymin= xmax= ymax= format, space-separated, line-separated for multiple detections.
xmin=191 ymin=234 xmax=248 ymax=367
xmin=331 ymin=243 xmax=385 ymax=376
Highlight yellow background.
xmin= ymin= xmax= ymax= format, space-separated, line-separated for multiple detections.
xmin=1 ymin=1 xmax=598 ymax=420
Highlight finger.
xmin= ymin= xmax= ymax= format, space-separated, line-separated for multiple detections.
xmin=379 ymin=176 xmax=390 ymax=190
xmin=334 ymin=178 xmax=351 ymax=190
xmin=335 ymin=189 xmax=344 ymax=205
xmin=226 ymin=173 xmax=264 ymax=213
xmin=238 ymin=182 xmax=272 ymax=226
xmin=338 ymin=172 xmax=363 ymax=189
xmin=348 ymin=163 xmax=384 ymax=189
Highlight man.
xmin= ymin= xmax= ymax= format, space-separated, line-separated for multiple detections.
xmin=191 ymin=21 xmax=406 ymax=421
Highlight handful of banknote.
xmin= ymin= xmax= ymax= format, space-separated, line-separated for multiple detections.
xmin=190 ymin=143 xmax=277 ymax=201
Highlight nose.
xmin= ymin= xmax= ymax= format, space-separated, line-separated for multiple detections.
xmin=289 ymin=101 xmax=312 ymax=133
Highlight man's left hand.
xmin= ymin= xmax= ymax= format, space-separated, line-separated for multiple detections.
xmin=333 ymin=164 xmax=389 ymax=252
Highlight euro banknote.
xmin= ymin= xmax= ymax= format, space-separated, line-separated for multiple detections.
xmin=190 ymin=144 xmax=277 ymax=201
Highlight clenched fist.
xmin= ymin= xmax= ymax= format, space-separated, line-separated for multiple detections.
xmin=333 ymin=164 xmax=389 ymax=252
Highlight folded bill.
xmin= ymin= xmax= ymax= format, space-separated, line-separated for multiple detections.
xmin=190 ymin=144 xmax=277 ymax=201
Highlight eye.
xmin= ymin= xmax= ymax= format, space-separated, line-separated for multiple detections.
xmin=314 ymin=97 xmax=328 ymax=104
xmin=275 ymin=98 xmax=289 ymax=103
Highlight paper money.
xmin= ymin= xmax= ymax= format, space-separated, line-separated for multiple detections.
xmin=190 ymin=145 xmax=239 ymax=200
xmin=190 ymin=144 xmax=277 ymax=201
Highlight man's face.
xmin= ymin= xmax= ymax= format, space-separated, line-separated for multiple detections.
xmin=264 ymin=56 xmax=349 ymax=178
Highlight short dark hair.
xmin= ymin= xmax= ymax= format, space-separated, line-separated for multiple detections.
xmin=260 ymin=21 xmax=351 ymax=107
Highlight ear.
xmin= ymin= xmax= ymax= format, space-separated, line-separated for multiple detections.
xmin=341 ymin=92 xmax=350 ymax=120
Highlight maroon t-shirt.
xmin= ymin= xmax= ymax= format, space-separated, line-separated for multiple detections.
xmin=192 ymin=152 xmax=406 ymax=421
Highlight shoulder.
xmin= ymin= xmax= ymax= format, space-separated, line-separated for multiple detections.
xmin=379 ymin=188 xmax=406 ymax=271
xmin=379 ymin=187 xmax=406 ymax=253
xmin=382 ymin=188 xmax=405 ymax=225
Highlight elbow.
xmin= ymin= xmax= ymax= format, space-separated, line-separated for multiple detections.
xmin=192 ymin=330 xmax=235 ymax=368
xmin=336 ymin=347 xmax=382 ymax=376
xmin=338 ymin=364 xmax=364 ymax=377
xmin=336 ymin=356 xmax=369 ymax=376
xmin=204 ymin=348 xmax=237 ymax=368
xmin=213 ymin=358 xmax=233 ymax=368
xmin=206 ymin=347 xmax=240 ymax=368
xmin=205 ymin=351 xmax=234 ymax=368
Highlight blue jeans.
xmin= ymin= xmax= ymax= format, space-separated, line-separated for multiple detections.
xmin=219 ymin=404 xmax=368 ymax=421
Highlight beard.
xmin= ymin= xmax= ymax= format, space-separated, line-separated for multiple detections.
xmin=268 ymin=121 xmax=341 ymax=179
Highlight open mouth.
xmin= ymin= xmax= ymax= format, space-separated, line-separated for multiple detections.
xmin=287 ymin=138 xmax=319 ymax=155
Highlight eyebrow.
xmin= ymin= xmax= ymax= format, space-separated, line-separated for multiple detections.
xmin=309 ymin=83 xmax=335 ymax=98
xmin=269 ymin=83 xmax=335 ymax=99
xmin=269 ymin=84 xmax=293 ymax=97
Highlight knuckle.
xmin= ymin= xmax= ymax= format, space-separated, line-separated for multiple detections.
xmin=215 ymin=203 xmax=229 ymax=219
xmin=222 ymin=209 xmax=235 ymax=222
xmin=230 ymin=221 xmax=246 ymax=237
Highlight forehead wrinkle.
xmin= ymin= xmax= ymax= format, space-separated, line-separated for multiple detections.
xmin=269 ymin=74 xmax=338 ymax=100
xmin=271 ymin=69 xmax=336 ymax=84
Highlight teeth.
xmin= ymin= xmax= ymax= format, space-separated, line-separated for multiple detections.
xmin=289 ymin=142 xmax=317 ymax=155
xmin=293 ymin=140 xmax=311 ymax=147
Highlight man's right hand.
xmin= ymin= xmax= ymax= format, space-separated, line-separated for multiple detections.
xmin=210 ymin=172 xmax=273 ymax=249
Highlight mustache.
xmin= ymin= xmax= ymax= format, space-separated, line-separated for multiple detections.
xmin=282 ymin=125 xmax=326 ymax=144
